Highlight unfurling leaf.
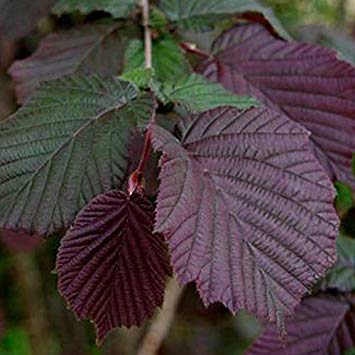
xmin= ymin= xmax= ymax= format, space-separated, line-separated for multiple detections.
xmin=0 ymin=0 xmax=57 ymax=39
xmin=159 ymin=0 xmax=289 ymax=38
xmin=9 ymin=24 xmax=125 ymax=104
xmin=56 ymin=190 xmax=171 ymax=343
xmin=0 ymin=75 xmax=154 ymax=236
xmin=52 ymin=0 xmax=138 ymax=19
xmin=151 ymin=106 xmax=338 ymax=328
xmin=199 ymin=23 xmax=355 ymax=188
xmin=247 ymin=295 xmax=355 ymax=355
xmin=124 ymin=36 xmax=191 ymax=82
xmin=322 ymin=235 xmax=355 ymax=293
xmin=157 ymin=73 xmax=258 ymax=113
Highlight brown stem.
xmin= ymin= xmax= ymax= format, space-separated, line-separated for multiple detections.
xmin=137 ymin=278 xmax=184 ymax=355
xmin=141 ymin=0 xmax=152 ymax=69
xmin=180 ymin=41 xmax=211 ymax=59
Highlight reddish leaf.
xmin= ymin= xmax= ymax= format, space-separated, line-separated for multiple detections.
xmin=247 ymin=295 xmax=355 ymax=355
xmin=9 ymin=24 xmax=124 ymax=104
xmin=198 ymin=23 xmax=355 ymax=188
xmin=0 ymin=0 xmax=57 ymax=39
xmin=56 ymin=190 xmax=171 ymax=343
xmin=1 ymin=229 xmax=43 ymax=252
xmin=151 ymin=106 xmax=338 ymax=328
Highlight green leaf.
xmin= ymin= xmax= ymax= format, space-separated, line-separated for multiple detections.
xmin=0 ymin=75 xmax=154 ymax=235
xmin=124 ymin=36 xmax=191 ymax=82
xmin=52 ymin=0 xmax=138 ymax=18
xmin=322 ymin=235 xmax=355 ymax=292
xmin=120 ymin=68 xmax=154 ymax=89
xmin=150 ymin=8 xmax=169 ymax=30
xmin=156 ymin=73 xmax=258 ymax=113
xmin=335 ymin=181 xmax=353 ymax=214
xmin=159 ymin=0 xmax=290 ymax=39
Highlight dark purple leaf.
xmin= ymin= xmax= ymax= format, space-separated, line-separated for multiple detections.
xmin=56 ymin=190 xmax=171 ymax=343
xmin=198 ymin=23 xmax=355 ymax=188
xmin=1 ymin=229 xmax=43 ymax=252
xmin=151 ymin=106 xmax=339 ymax=328
xmin=247 ymin=295 xmax=355 ymax=355
xmin=0 ymin=0 xmax=57 ymax=39
xmin=9 ymin=24 xmax=124 ymax=104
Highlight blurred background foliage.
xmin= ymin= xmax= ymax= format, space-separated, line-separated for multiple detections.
xmin=0 ymin=0 xmax=354 ymax=354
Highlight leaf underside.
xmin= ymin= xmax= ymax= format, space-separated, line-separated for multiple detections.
xmin=57 ymin=190 xmax=171 ymax=343
xmin=151 ymin=106 xmax=338 ymax=328
xmin=198 ymin=23 xmax=355 ymax=188
xmin=9 ymin=24 xmax=124 ymax=104
xmin=247 ymin=295 xmax=355 ymax=355
xmin=0 ymin=75 xmax=154 ymax=236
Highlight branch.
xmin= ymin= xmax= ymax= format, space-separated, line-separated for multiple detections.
xmin=180 ymin=41 xmax=211 ymax=59
xmin=137 ymin=278 xmax=184 ymax=355
xmin=141 ymin=0 xmax=152 ymax=69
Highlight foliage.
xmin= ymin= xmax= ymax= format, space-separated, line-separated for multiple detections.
xmin=0 ymin=0 xmax=354 ymax=352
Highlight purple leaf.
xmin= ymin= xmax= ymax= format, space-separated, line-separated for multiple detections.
xmin=56 ymin=190 xmax=171 ymax=343
xmin=0 ymin=0 xmax=57 ymax=39
xmin=247 ymin=295 xmax=355 ymax=355
xmin=9 ymin=24 xmax=124 ymax=104
xmin=151 ymin=106 xmax=339 ymax=328
xmin=198 ymin=23 xmax=355 ymax=188
xmin=0 ymin=229 xmax=43 ymax=252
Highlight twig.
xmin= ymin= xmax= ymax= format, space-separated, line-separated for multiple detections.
xmin=137 ymin=278 xmax=184 ymax=355
xmin=180 ymin=41 xmax=211 ymax=59
xmin=141 ymin=0 xmax=152 ymax=69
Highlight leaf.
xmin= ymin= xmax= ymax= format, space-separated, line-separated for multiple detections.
xmin=124 ymin=36 xmax=191 ymax=82
xmin=56 ymin=190 xmax=171 ymax=343
xmin=159 ymin=0 xmax=290 ymax=39
xmin=0 ymin=0 xmax=57 ymax=39
xmin=335 ymin=181 xmax=353 ymax=215
xmin=0 ymin=229 xmax=43 ymax=253
xmin=246 ymin=295 xmax=355 ymax=355
xmin=0 ymin=75 xmax=154 ymax=236
xmin=151 ymin=106 xmax=339 ymax=329
xmin=297 ymin=25 xmax=355 ymax=66
xmin=198 ymin=23 xmax=355 ymax=188
xmin=157 ymin=73 xmax=258 ymax=113
xmin=120 ymin=68 xmax=154 ymax=89
xmin=322 ymin=235 xmax=355 ymax=292
xmin=8 ymin=24 xmax=125 ymax=104
xmin=0 ymin=74 xmax=15 ymax=120
xmin=52 ymin=0 xmax=137 ymax=18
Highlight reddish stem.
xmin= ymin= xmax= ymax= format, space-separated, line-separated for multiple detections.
xmin=180 ymin=41 xmax=211 ymax=59
xmin=128 ymin=101 xmax=156 ymax=195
